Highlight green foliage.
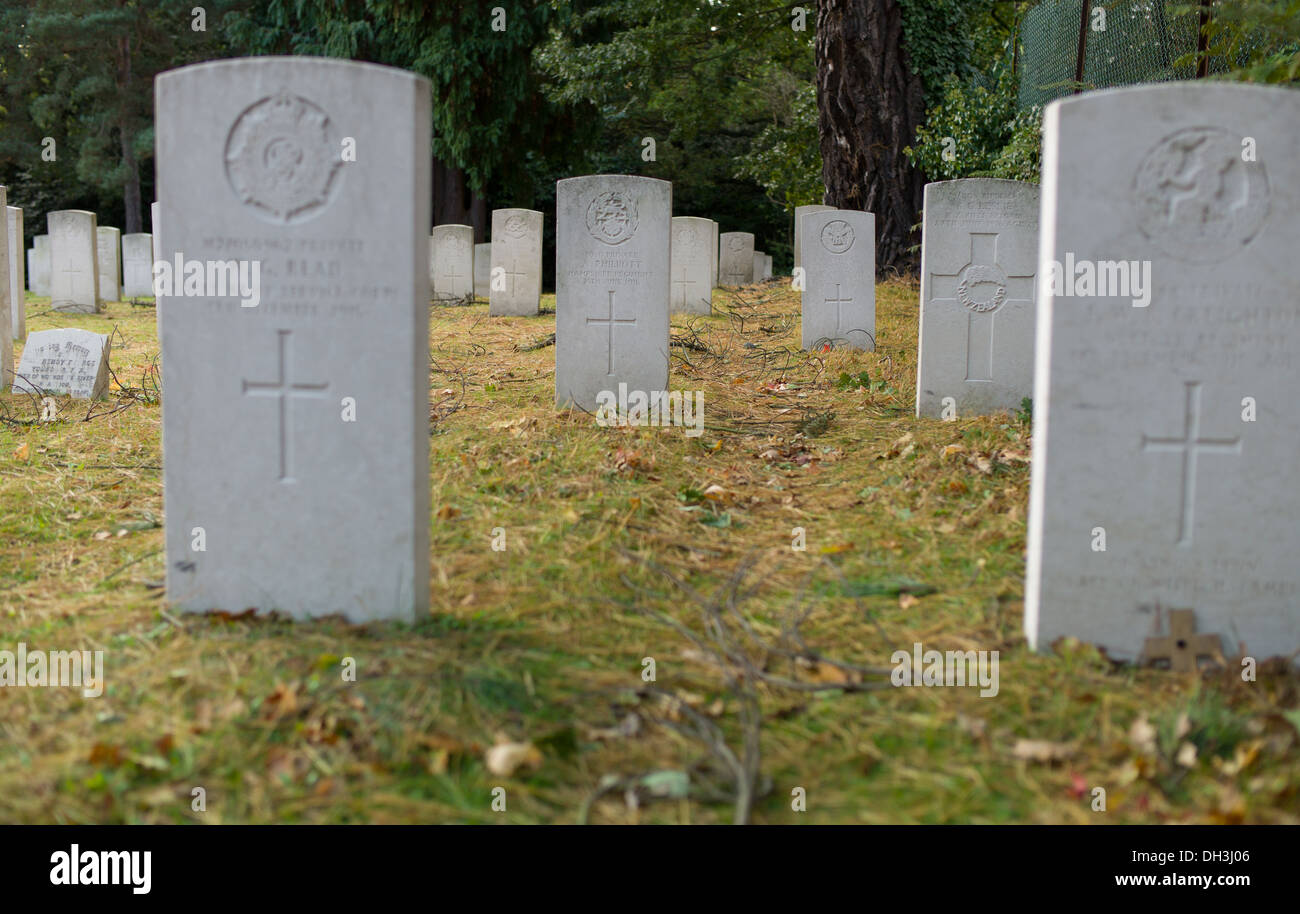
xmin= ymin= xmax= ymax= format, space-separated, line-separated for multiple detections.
xmin=734 ymin=83 xmax=823 ymax=211
xmin=1172 ymin=0 xmax=1300 ymax=84
xmin=834 ymin=371 xmax=871 ymax=391
xmin=906 ymin=70 xmax=1042 ymax=183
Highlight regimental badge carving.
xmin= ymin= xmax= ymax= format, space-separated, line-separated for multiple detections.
xmin=225 ymin=92 xmax=344 ymax=225
xmin=586 ymin=192 xmax=638 ymax=245
xmin=726 ymin=235 xmax=746 ymax=252
xmin=956 ymin=262 xmax=1009 ymax=314
xmin=1133 ymin=126 xmax=1269 ymax=262
xmin=504 ymin=215 xmax=529 ymax=238
xmin=820 ymin=220 xmax=855 ymax=254
xmin=676 ymin=225 xmax=698 ymax=246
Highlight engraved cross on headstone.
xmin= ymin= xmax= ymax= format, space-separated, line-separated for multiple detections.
xmin=1142 ymin=381 xmax=1242 ymax=546
xmin=586 ymin=290 xmax=637 ymax=376
xmin=241 ymin=329 xmax=329 ymax=483
xmin=673 ymin=266 xmax=694 ymax=308
xmin=825 ymin=283 xmax=853 ymax=335
xmin=1141 ymin=609 xmax=1225 ymax=672
xmin=503 ymin=262 xmax=526 ymax=295
xmin=927 ymin=233 xmax=1034 ymax=382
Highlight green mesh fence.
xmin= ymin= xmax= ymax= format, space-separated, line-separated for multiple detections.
xmin=1017 ymin=1 xmax=1241 ymax=110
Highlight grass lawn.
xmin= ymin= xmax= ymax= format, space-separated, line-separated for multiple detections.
xmin=1 ymin=280 xmax=1296 ymax=824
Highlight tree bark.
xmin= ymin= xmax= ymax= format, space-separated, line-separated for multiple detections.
xmin=432 ymin=158 xmax=489 ymax=240
xmin=815 ymin=0 xmax=926 ymax=276
xmin=117 ymin=32 xmax=142 ymax=234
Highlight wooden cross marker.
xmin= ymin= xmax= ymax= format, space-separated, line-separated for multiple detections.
xmin=1140 ymin=609 xmax=1225 ymax=672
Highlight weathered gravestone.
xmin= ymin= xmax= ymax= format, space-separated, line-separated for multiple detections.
xmin=121 ymin=234 xmax=154 ymax=298
xmin=47 ymin=210 xmax=99 ymax=313
xmin=719 ymin=232 xmax=754 ymax=285
xmin=800 ymin=209 xmax=875 ymax=351
xmin=555 ymin=174 xmax=670 ymax=410
xmin=156 ymin=57 xmax=431 ymax=622
xmin=473 ymin=242 xmax=491 ymax=301
xmin=916 ymin=179 xmax=1038 ymax=419
xmin=710 ymin=220 xmax=719 ymax=286
xmin=29 ymin=235 xmax=50 ymax=296
xmin=7 ymin=206 xmax=23 ymax=341
xmin=1026 ymin=83 xmax=1300 ymax=663
xmin=794 ymin=204 xmax=835 ymax=270
xmin=0 ymin=189 xmax=9 ymax=381
xmin=12 ymin=328 xmax=111 ymax=399
xmin=151 ymin=202 xmax=161 ymax=267
xmin=489 ymin=208 xmax=543 ymax=316
xmin=97 ymin=226 xmax=122 ymax=302
xmin=430 ymin=225 xmax=473 ymax=301
xmin=763 ymin=253 xmax=774 ymax=280
xmin=670 ymin=216 xmax=712 ymax=315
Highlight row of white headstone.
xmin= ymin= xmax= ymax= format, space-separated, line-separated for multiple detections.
xmin=16 ymin=209 xmax=158 ymax=309
xmin=426 ymin=213 xmax=775 ymax=317
xmin=792 ymin=179 xmax=1038 ymax=419
xmin=121 ymin=58 xmax=1300 ymax=670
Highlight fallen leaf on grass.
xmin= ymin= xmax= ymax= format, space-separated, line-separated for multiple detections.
xmin=485 ymin=740 xmax=542 ymax=777
xmin=899 ymin=593 xmax=919 ymax=609
xmin=436 ymin=505 xmax=461 ymax=520
xmin=13 ymin=442 xmax=29 ymax=462
xmin=1010 ymin=739 xmax=1076 ymax=763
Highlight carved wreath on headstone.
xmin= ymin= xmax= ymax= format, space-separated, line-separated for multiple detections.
xmin=820 ymin=220 xmax=855 ymax=254
xmin=586 ymin=192 xmax=638 ymax=245
xmin=956 ymin=263 xmax=1009 ymax=314
xmin=1132 ymin=126 xmax=1269 ymax=263
xmin=504 ymin=214 xmax=529 ymax=238
xmin=224 ymin=92 xmax=343 ymax=225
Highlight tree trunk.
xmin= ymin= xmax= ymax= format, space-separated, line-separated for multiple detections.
xmin=432 ymin=157 xmax=489 ymax=241
xmin=116 ymin=32 xmax=141 ymax=233
xmin=815 ymin=0 xmax=926 ymax=276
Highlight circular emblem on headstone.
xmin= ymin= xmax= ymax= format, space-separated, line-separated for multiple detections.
xmin=820 ymin=220 xmax=855 ymax=254
xmin=1133 ymin=126 xmax=1269 ymax=262
xmin=586 ymin=192 xmax=638 ymax=245
xmin=726 ymin=235 xmax=746 ymax=252
xmin=676 ymin=225 xmax=698 ymax=246
xmin=504 ymin=214 xmax=529 ymax=238
xmin=956 ymin=263 xmax=1008 ymax=314
xmin=225 ymin=92 xmax=343 ymax=225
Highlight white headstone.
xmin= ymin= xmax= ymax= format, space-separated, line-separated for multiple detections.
xmin=719 ymin=232 xmax=755 ymax=285
xmin=763 ymin=253 xmax=774 ymax=280
xmin=1026 ymin=83 xmax=1300 ymax=662
xmin=794 ymin=204 xmax=835 ymax=270
xmin=156 ymin=56 xmax=431 ymax=622
xmin=916 ymin=179 xmax=1038 ymax=419
xmin=97 ymin=226 xmax=122 ymax=303
xmin=12 ymin=328 xmax=111 ymax=399
xmin=555 ymin=174 xmax=670 ymax=410
xmin=800 ymin=209 xmax=875 ymax=351
xmin=121 ymin=233 xmax=154 ymax=298
xmin=670 ymin=216 xmax=712 ymax=315
xmin=47 ymin=210 xmax=99 ymax=313
xmin=489 ymin=208 xmax=543 ymax=316
xmin=710 ymin=220 xmax=719 ymax=287
xmin=151 ymin=202 xmax=161 ymax=267
xmin=7 ymin=206 xmax=23 ymax=341
xmin=473 ymin=242 xmax=491 ymax=301
xmin=0 ymin=189 xmax=9 ymax=382
xmin=30 ymin=235 xmax=50 ymax=296
xmin=430 ymin=224 xmax=473 ymax=300
xmin=752 ymin=250 xmax=766 ymax=282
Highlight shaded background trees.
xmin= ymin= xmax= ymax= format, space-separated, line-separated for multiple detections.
xmin=1 ymin=0 xmax=1294 ymax=276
